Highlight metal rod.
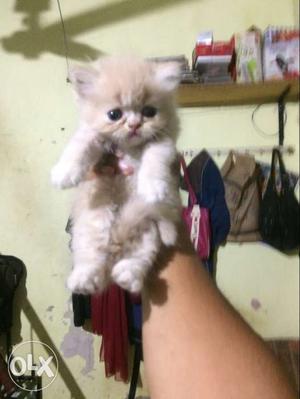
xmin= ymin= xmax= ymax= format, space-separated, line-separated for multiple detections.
xmin=181 ymin=145 xmax=295 ymax=158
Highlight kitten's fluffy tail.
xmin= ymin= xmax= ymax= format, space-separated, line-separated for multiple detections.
xmin=114 ymin=198 xmax=180 ymax=247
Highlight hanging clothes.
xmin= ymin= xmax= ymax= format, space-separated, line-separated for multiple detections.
xmin=180 ymin=150 xmax=230 ymax=275
xmin=126 ymin=294 xmax=142 ymax=345
xmin=72 ymin=294 xmax=91 ymax=327
xmin=66 ymin=220 xmax=129 ymax=383
xmin=71 ymin=290 xmax=130 ymax=383
xmin=180 ymin=150 xmax=230 ymax=248
xmin=221 ymin=151 xmax=262 ymax=242
xmin=91 ymin=285 xmax=129 ymax=383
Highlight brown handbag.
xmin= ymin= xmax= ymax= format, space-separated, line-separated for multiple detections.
xmin=221 ymin=151 xmax=262 ymax=242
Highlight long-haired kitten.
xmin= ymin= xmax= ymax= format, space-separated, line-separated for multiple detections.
xmin=51 ymin=56 xmax=181 ymax=294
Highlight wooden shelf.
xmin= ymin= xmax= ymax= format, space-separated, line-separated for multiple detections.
xmin=176 ymin=79 xmax=299 ymax=107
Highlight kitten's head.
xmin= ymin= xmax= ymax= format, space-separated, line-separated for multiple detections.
xmin=70 ymin=56 xmax=180 ymax=149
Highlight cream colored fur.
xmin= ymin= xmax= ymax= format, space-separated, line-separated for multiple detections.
xmin=51 ymin=56 xmax=181 ymax=294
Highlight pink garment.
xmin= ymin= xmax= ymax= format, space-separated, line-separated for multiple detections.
xmin=180 ymin=156 xmax=211 ymax=260
xmin=91 ymin=284 xmax=129 ymax=382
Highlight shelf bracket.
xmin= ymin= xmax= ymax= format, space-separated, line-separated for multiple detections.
xmin=278 ymin=85 xmax=291 ymax=147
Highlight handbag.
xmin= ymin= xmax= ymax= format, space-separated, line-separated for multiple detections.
xmin=259 ymin=148 xmax=299 ymax=253
xmin=180 ymin=156 xmax=211 ymax=260
xmin=221 ymin=151 xmax=262 ymax=242
xmin=0 ymin=254 xmax=24 ymax=334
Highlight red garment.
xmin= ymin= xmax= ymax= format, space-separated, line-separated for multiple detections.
xmin=91 ymin=284 xmax=129 ymax=382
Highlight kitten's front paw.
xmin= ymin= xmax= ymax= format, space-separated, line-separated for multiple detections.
xmin=111 ymin=259 xmax=144 ymax=293
xmin=51 ymin=162 xmax=84 ymax=189
xmin=67 ymin=267 xmax=107 ymax=294
xmin=139 ymin=179 xmax=169 ymax=202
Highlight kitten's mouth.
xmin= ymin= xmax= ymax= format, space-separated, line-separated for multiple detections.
xmin=128 ymin=129 xmax=140 ymax=139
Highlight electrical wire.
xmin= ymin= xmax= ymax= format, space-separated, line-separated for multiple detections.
xmin=251 ymin=103 xmax=287 ymax=138
xmin=56 ymin=0 xmax=71 ymax=82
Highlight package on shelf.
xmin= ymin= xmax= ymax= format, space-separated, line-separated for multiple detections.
xmin=180 ymin=70 xmax=200 ymax=83
xmin=234 ymin=27 xmax=263 ymax=83
xmin=192 ymin=33 xmax=235 ymax=83
xmin=263 ymin=27 xmax=300 ymax=80
xmin=148 ymin=55 xmax=190 ymax=72
xmin=148 ymin=54 xmax=192 ymax=82
xmin=148 ymin=54 xmax=214 ymax=84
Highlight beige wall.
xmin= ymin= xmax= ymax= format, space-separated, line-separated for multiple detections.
xmin=0 ymin=0 xmax=299 ymax=398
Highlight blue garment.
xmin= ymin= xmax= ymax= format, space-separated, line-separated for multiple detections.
xmin=181 ymin=150 xmax=230 ymax=249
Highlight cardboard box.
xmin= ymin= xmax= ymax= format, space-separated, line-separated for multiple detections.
xmin=235 ymin=28 xmax=263 ymax=83
xmin=263 ymin=27 xmax=300 ymax=80
xmin=193 ymin=34 xmax=235 ymax=83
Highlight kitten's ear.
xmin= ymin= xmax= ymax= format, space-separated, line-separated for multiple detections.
xmin=68 ymin=65 xmax=98 ymax=98
xmin=153 ymin=62 xmax=181 ymax=92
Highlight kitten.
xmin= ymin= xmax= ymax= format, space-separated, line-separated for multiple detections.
xmin=51 ymin=56 xmax=181 ymax=294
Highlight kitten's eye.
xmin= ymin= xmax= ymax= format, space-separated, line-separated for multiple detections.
xmin=107 ymin=108 xmax=123 ymax=121
xmin=141 ymin=106 xmax=157 ymax=118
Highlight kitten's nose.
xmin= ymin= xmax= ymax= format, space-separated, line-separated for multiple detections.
xmin=128 ymin=121 xmax=142 ymax=130
xmin=127 ymin=114 xmax=142 ymax=130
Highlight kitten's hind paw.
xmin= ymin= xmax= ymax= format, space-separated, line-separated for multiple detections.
xmin=158 ymin=220 xmax=177 ymax=246
xmin=111 ymin=259 xmax=144 ymax=293
xmin=67 ymin=267 xmax=107 ymax=294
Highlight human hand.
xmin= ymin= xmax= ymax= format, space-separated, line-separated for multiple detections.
xmin=85 ymin=152 xmax=134 ymax=180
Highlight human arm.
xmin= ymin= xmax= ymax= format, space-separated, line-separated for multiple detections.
xmin=142 ymin=226 xmax=297 ymax=399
